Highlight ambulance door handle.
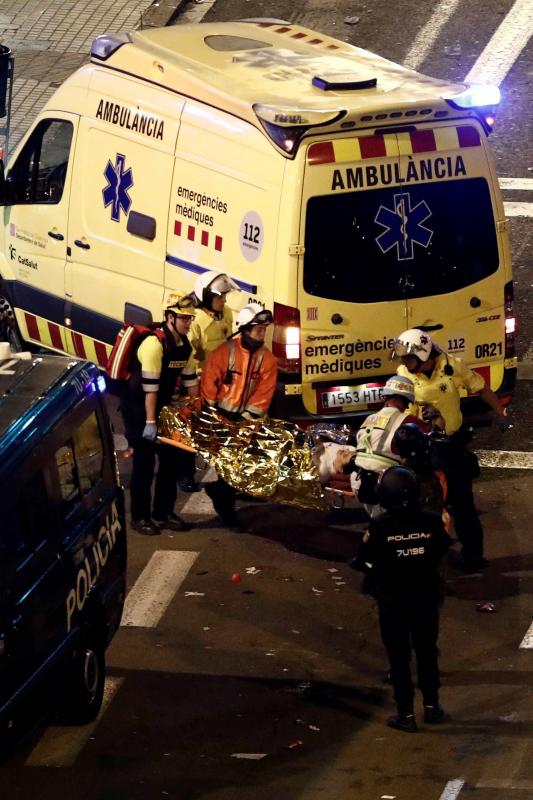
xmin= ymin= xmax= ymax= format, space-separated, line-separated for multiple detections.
xmin=74 ymin=239 xmax=91 ymax=250
xmin=48 ymin=229 xmax=64 ymax=241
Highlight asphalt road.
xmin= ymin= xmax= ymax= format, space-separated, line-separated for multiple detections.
xmin=2 ymin=1 xmax=533 ymax=798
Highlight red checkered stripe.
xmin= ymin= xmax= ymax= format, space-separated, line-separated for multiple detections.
xmin=22 ymin=311 xmax=110 ymax=367
xmin=254 ymin=21 xmax=341 ymax=50
xmin=307 ymin=126 xmax=481 ymax=165
xmin=174 ymin=220 xmax=223 ymax=252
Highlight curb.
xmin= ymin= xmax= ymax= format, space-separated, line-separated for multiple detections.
xmin=141 ymin=0 xmax=190 ymax=28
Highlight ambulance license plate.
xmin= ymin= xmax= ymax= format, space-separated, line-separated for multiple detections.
xmin=319 ymin=383 xmax=384 ymax=411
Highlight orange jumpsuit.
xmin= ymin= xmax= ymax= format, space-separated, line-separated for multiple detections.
xmin=200 ymin=336 xmax=277 ymax=418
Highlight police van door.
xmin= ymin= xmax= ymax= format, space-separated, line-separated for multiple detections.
xmin=300 ymin=133 xmax=407 ymax=418
xmin=66 ymin=80 xmax=183 ymax=354
xmin=3 ymin=114 xmax=78 ymax=350
xmin=396 ymin=122 xmax=506 ymax=391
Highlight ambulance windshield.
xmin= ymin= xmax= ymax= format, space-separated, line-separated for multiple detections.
xmin=303 ymin=178 xmax=498 ymax=303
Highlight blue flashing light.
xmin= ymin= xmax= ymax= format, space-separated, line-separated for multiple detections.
xmin=446 ymin=84 xmax=500 ymax=109
xmin=96 ymin=375 xmax=107 ymax=393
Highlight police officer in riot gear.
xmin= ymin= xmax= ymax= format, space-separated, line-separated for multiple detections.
xmin=352 ymin=465 xmax=452 ymax=732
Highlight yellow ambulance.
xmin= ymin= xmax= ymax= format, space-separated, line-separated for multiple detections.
xmin=0 ymin=19 xmax=516 ymax=424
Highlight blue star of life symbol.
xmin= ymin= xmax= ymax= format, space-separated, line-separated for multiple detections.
xmin=374 ymin=192 xmax=433 ymax=261
xmin=102 ymin=154 xmax=133 ymax=222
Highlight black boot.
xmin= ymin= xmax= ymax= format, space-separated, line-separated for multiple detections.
xmin=387 ymin=711 xmax=417 ymax=733
xmin=205 ymin=481 xmax=239 ymax=527
xmin=424 ymin=704 xmax=446 ymax=723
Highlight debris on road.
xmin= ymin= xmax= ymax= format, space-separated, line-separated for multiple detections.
xmin=184 ymin=591 xmax=205 ymax=596
xmin=231 ymin=752 xmax=268 ymax=760
xmin=312 ymin=586 xmax=324 ymax=594
xmin=344 ymin=15 xmax=360 ymax=24
xmin=231 ymin=573 xmax=242 ymax=584
xmin=245 ymin=566 xmax=261 ymax=575
xmin=287 ymin=739 xmax=304 ymax=749
xmin=476 ymin=601 xmax=497 ymax=613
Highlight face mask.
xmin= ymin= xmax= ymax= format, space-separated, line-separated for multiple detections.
xmin=241 ymin=330 xmax=263 ymax=352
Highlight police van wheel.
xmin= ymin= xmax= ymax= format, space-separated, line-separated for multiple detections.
xmin=62 ymin=641 xmax=105 ymax=724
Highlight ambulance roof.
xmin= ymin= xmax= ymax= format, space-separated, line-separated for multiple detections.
xmin=91 ymin=20 xmax=466 ymax=123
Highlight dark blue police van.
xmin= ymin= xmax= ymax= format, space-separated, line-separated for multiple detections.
xmin=0 ymin=349 xmax=126 ymax=743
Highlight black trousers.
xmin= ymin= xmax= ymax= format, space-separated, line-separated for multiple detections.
xmin=129 ymin=437 xmax=183 ymax=521
xmin=446 ymin=432 xmax=484 ymax=561
xmin=378 ymin=592 xmax=441 ymax=712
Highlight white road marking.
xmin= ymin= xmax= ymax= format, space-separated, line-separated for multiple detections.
xmin=403 ymin=0 xmax=461 ymax=70
xmin=439 ymin=778 xmax=465 ymax=800
xmin=476 ymin=450 xmax=533 ymax=469
xmin=519 ymin=621 xmax=533 ymax=649
xmin=504 ymin=202 xmax=533 ymax=217
xmin=176 ymin=0 xmax=216 ymax=25
xmin=121 ymin=550 xmax=199 ymax=627
xmin=26 ymin=677 xmax=123 ymax=767
xmin=499 ymin=177 xmax=533 ymax=190
xmin=465 ymin=0 xmax=533 ymax=85
xmin=182 ymin=466 xmax=218 ymax=515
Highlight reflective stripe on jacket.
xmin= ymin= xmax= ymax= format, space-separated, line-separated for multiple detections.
xmin=355 ymin=407 xmax=408 ymax=472
xmin=200 ymin=337 xmax=277 ymax=418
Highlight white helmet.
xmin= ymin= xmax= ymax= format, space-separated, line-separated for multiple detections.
xmin=236 ymin=302 xmax=273 ymax=331
xmin=382 ymin=375 xmax=415 ymax=404
xmin=391 ymin=329 xmax=433 ymax=362
xmin=193 ymin=271 xmax=240 ymax=307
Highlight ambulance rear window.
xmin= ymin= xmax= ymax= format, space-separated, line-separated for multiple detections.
xmin=303 ymin=178 xmax=499 ymax=303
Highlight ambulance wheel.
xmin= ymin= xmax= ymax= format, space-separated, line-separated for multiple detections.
xmin=61 ymin=640 xmax=105 ymax=724
xmin=0 ymin=295 xmax=23 ymax=352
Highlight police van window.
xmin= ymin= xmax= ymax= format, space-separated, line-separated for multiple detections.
xmin=55 ymin=441 xmax=81 ymax=515
xmin=5 ymin=471 xmax=52 ymax=571
xmin=303 ymin=178 xmax=499 ymax=303
xmin=7 ymin=119 xmax=73 ymax=205
xmin=72 ymin=411 xmax=104 ymax=494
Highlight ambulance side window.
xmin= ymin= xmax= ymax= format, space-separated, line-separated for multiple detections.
xmin=7 ymin=119 xmax=73 ymax=205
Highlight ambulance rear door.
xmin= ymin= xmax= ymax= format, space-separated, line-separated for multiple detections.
xmin=300 ymin=132 xmax=408 ymax=418
xmin=395 ymin=122 xmax=506 ymax=390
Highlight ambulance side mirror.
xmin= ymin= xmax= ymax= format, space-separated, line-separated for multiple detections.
xmin=0 ymin=161 xmax=15 ymax=206
xmin=0 ymin=160 xmax=5 ymax=204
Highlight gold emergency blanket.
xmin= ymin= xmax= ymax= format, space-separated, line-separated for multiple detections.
xmin=158 ymin=399 xmax=327 ymax=511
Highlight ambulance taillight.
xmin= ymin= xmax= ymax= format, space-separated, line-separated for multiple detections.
xmin=273 ymin=303 xmax=301 ymax=374
xmin=504 ymin=281 xmax=516 ymax=358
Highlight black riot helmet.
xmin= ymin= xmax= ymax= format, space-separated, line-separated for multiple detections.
xmin=392 ymin=423 xmax=429 ymax=471
xmin=377 ymin=466 xmax=419 ymax=511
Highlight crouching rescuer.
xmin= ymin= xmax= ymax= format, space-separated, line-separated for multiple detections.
xmin=200 ymin=302 xmax=278 ymax=526
xmin=122 ymin=294 xmax=199 ymax=535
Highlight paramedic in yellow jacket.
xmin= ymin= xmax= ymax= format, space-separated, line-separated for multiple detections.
xmin=178 ymin=270 xmax=241 ymax=491
xmin=392 ymin=328 xmax=507 ymax=573
xmin=189 ymin=271 xmax=241 ymax=369
xmin=200 ymin=303 xmax=278 ymax=525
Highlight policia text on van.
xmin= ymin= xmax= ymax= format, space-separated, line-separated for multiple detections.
xmin=0 ymin=20 xmax=516 ymax=425
xmin=0 ymin=351 xmax=126 ymax=744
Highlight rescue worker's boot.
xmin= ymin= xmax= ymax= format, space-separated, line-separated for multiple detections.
xmin=423 ymin=704 xmax=446 ymax=723
xmin=387 ymin=709 xmax=417 ymax=733
xmin=205 ymin=480 xmax=239 ymax=527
